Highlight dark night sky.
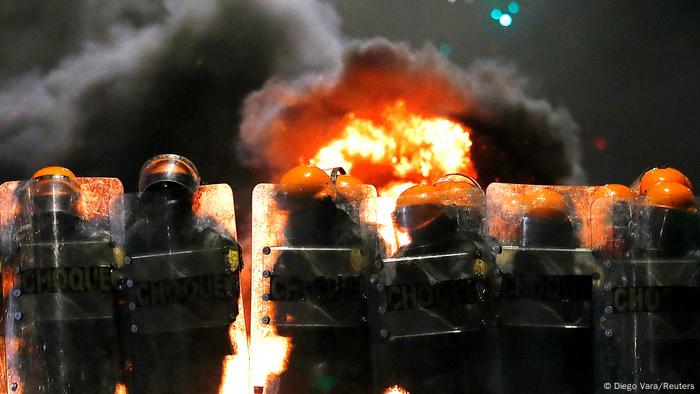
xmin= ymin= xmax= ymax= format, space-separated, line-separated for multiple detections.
xmin=331 ymin=0 xmax=700 ymax=184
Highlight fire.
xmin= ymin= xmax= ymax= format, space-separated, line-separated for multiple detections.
xmin=385 ymin=385 xmax=410 ymax=394
xmin=218 ymin=298 xmax=250 ymax=394
xmin=309 ymin=99 xmax=476 ymax=195
xmin=114 ymin=383 xmax=127 ymax=394
xmin=250 ymin=335 xmax=292 ymax=386
xmin=309 ymin=100 xmax=476 ymax=254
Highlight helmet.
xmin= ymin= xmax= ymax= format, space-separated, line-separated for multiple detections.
xmin=519 ymin=188 xmax=574 ymax=247
xmin=639 ymin=167 xmax=692 ymax=195
xmin=645 ymin=182 xmax=695 ymax=210
xmin=334 ymin=174 xmax=364 ymax=201
xmin=29 ymin=166 xmax=80 ymax=214
xmin=593 ymin=184 xmax=635 ymax=201
xmin=393 ymin=185 xmax=445 ymax=231
xmin=32 ymin=166 xmax=76 ymax=179
xmin=433 ymin=174 xmax=483 ymax=207
xmin=279 ymin=165 xmax=335 ymax=200
xmin=138 ymin=154 xmax=201 ymax=194
xmin=521 ymin=188 xmax=569 ymax=219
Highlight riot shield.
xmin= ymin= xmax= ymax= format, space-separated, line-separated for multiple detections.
xmin=365 ymin=186 xmax=501 ymax=394
xmin=0 ymin=175 xmax=124 ymax=394
xmin=592 ymin=196 xmax=700 ymax=392
xmin=250 ymin=182 xmax=377 ymax=394
xmin=487 ymin=183 xmax=603 ymax=394
xmin=111 ymin=184 xmax=243 ymax=394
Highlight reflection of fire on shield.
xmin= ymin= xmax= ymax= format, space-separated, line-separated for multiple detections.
xmin=0 ymin=167 xmax=124 ymax=394
xmin=365 ymin=176 xmax=501 ymax=394
xmin=111 ymin=155 xmax=243 ymax=394
xmin=487 ymin=183 xmax=603 ymax=394
xmin=250 ymin=165 xmax=377 ymax=394
xmin=593 ymin=169 xmax=700 ymax=392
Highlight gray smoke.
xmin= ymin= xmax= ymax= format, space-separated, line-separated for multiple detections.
xmin=0 ymin=0 xmax=342 ymax=186
xmin=240 ymin=39 xmax=584 ymax=186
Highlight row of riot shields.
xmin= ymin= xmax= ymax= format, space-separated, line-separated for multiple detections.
xmin=0 ymin=171 xmax=244 ymax=394
xmin=252 ymin=181 xmax=700 ymax=394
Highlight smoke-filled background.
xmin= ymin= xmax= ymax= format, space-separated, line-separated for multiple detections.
xmin=1 ymin=0 xmax=699 ymax=210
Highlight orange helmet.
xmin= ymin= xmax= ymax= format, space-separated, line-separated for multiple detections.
xmin=32 ymin=166 xmax=76 ymax=179
xmin=645 ymin=182 xmax=695 ymax=210
xmin=29 ymin=166 xmax=80 ymax=213
xmin=279 ymin=165 xmax=335 ymax=200
xmin=393 ymin=185 xmax=444 ymax=231
xmin=521 ymin=188 xmax=568 ymax=219
xmin=334 ymin=174 xmax=364 ymax=201
xmin=639 ymin=167 xmax=692 ymax=195
xmin=433 ymin=174 xmax=483 ymax=207
xmin=593 ymin=184 xmax=635 ymax=201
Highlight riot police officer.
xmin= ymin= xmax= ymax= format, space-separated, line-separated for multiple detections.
xmin=116 ymin=154 xmax=241 ymax=394
xmin=269 ymin=165 xmax=371 ymax=394
xmin=1 ymin=167 xmax=123 ymax=393
xmin=369 ymin=178 xmax=499 ymax=394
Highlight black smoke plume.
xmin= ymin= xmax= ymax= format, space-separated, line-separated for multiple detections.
xmin=240 ymin=38 xmax=584 ymax=187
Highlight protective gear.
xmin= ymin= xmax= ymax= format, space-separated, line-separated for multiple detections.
xmin=645 ymin=182 xmax=695 ymax=210
xmin=0 ymin=170 xmax=123 ymax=393
xmin=279 ymin=165 xmax=335 ymax=200
xmin=490 ymin=183 xmax=594 ymax=394
xmin=434 ymin=174 xmax=485 ymax=234
xmin=593 ymin=184 xmax=635 ymax=200
xmin=638 ymin=167 xmax=692 ymax=195
xmin=334 ymin=174 xmax=363 ymax=189
xmin=591 ymin=184 xmax=636 ymax=259
xmin=252 ymin=175 xmax=375 ymax=394
xmin=519 ymin=188 xmax=575 ymax=248
xmin=433 ymin=173 xmax=482 ymax=206
xmin=138 ymin=154 xmax=201 ymax=194
xmin=32 ymin=165 xmax=76 ymax=179
xmin=115 ymin=155 xmax=241 ymax=394
xmin=393 ymin=185 xmax=444 ymax=233
xmin=367 ymin=180 xmax=500 ymax=394
xmin=594 ymin=194 xmax=700 ymax=391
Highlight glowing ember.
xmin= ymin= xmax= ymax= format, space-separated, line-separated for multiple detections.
xmin=385 ymin=385 xmax=410 ymax=394
xmin=309 ymin=99 xmax=475 ymax=195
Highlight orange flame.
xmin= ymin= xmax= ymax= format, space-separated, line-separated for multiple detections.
xmin=385 ymin=385 xmax=410 ymax=394
xmin=309 ymin=99 xmax=476 ymax=195
xmin=218 ymin=298 xmax=250 ymax=394
xmin=308 ymin=100 xmax=476 ymax=255
xmin=114 ymin=383 xmax=127 ymax=394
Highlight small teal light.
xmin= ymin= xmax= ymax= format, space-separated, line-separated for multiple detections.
xmin=508 ymin=2 xmax=520 ymax=14
xmin=490 ymin=8 xmax=502 ymax=20
xmin=439 ymin=43 xmax=453 ymax=58
xmin=499 ymin=14 xmax=513 ymax=27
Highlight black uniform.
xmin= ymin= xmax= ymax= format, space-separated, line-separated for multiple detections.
xmin=119 ymin=186 xmax=241 ymax=394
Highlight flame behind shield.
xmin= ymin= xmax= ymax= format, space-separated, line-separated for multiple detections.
xmin=385 ymin=385 xmax=410 ymax=394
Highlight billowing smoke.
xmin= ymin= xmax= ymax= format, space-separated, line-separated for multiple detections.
xmin=0 ymin=0 xmax=342 ymax=189
xmin=240 ymin=39 xmax=584 ymax=187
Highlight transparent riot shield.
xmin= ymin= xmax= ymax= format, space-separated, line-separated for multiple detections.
xmin=592 ymin=196 xmax=700 ymax=392
xmin=0 ymin=176 xmax=124 ymax=394
xmin=110 ymin=184 xmax=243 ymax=394
xmin=250 ymin=183 xmax=377 ymax=394
xmin=487 ymin=183 xmax=603 ymax=394
xmin=365 ymin=188 xmax=501 ymax=394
